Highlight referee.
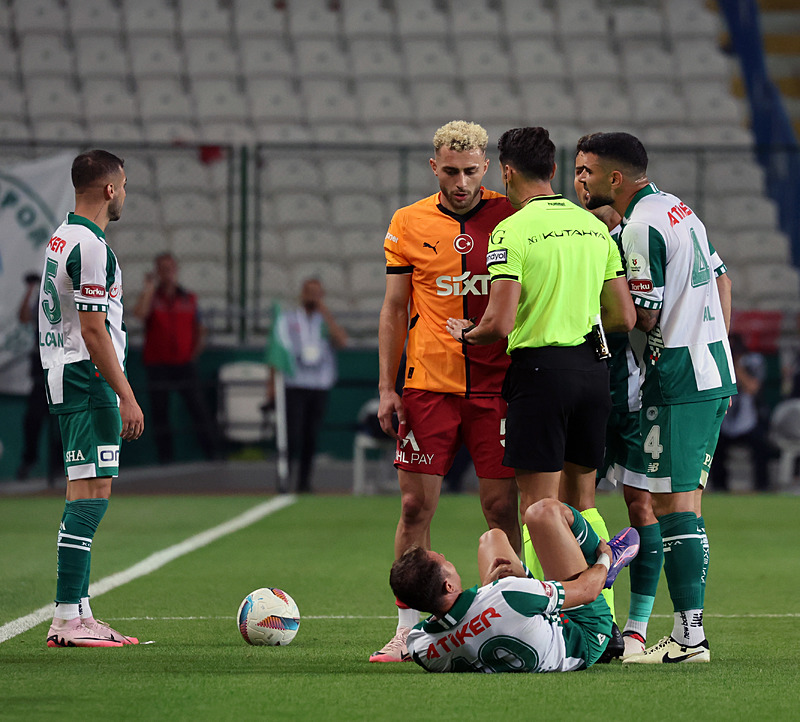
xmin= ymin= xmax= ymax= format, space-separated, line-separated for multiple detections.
xmin=446 ymin=126 xmax=635 ymax=560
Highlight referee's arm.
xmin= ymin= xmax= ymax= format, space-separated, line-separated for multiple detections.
xmin=459 ymin=279 xmax=520 ymax=345
xmin=600 ymin=276 xmax=636 ymax=333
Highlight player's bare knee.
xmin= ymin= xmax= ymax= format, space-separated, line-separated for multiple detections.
xmin=399 ymin=491 xmax=433 ymax=525
xmin=524 ymin=497 xmax=560 ymax=530
xmin=626 ymin=495 xmax=656 ymax=526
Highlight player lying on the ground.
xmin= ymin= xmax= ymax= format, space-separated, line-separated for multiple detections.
xmin=389 ymin=499 xmax=639 ymax=673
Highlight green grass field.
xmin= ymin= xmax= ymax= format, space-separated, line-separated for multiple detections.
xmin=1 ymin=492 xmax=798 ymax=721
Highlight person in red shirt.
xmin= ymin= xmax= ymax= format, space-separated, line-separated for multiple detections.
xmin=133 ymin=253 xmax=219 ymax=463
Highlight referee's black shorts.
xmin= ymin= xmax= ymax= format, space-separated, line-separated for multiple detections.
xmin=501 ymin=342 xmax=611 ymax=472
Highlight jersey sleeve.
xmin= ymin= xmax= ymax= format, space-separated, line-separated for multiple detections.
xmin=707 ymin=238 xmax=727 ymax=277
xmin=604 ymin=231 xmax=625 ymax=281
xmin=621 ymin=221 xmax=665 ymax=311
xmin=486 ymin=223 xmax=522 ymax=282
xmin=69 ymin=238 xmax=110 ymax=313
xmin=384 ymin=210 xmax=412 ymax=273
xmin=497 ymin=576 xmax=565 ymax=616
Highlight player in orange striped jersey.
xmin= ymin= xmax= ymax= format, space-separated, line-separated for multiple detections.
xmin=370 ymin=121 xmax=520 ymax=663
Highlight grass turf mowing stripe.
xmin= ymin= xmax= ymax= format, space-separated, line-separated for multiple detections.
xmin=0 ymin=495 xmax=296 ymax=644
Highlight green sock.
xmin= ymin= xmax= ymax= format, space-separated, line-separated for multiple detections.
xmin=580 ymin=507 xmax=616 ymax=624
xmin=627 ymin=522 xmax=663 ymax=626
xmin=565 ymin=504 xmax=601 ymax=564
xmin=659 ymin=511 xmax=705 ymax=612
xmin=56 ymin=499 xmax=108 ymax=605
xmin=697 ymin=516 xmax=709 ymax=607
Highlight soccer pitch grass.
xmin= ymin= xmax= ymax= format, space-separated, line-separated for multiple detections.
xmin=1 ymin=492 xmax=797 ymax=721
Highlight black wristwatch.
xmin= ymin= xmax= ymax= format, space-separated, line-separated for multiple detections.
xmin=461 ymin=323 xmax=477 ymax=344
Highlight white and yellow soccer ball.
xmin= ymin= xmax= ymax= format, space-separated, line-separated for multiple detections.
xmin=237 ymin=587 xmax=300 ymax=646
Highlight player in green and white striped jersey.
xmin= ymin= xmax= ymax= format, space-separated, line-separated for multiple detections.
xmin=576 ymin=133 xmax=735 ymax=664
xmin=39 ymin=150 xmax=143 ymax=648
xmin=391 ymin=498 xmax=639 ymax=674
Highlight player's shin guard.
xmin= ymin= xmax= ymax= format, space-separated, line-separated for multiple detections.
xmin=56 ymin=499 xmax=108 ymax=606
xmin=697 ymin=516 xmax=709 ymax=608
xmin=626 ymin=522 xmax=663 ymax=636
xmin=581 ymin=507 xmax=616 ymax=624
xmin=659 ymin=511 xmax=705 ymax=613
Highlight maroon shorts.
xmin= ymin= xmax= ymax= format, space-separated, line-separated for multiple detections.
xmin=395 ymin=388 xmax=514 ymax=479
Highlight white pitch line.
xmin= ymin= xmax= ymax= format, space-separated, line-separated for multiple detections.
xmin=0 ymin=495 xmax=296 ymax=644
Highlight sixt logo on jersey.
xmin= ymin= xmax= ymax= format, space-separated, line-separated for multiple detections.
xmin=424 ymin=607 xmax=502 ymax=659
xmin=81 ymin=284 xmax=106 ymax=298
xmin=436 ymin=272 xmax=490 ymax=296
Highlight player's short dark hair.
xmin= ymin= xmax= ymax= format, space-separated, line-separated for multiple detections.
xmin=575 ymin=132 xmax=648 ymax=176
xmin=389 ymin=546 xmax=447 ymax=614
xmin=71 ymin=149 xmax=124 ymax=192
xmin=497 ymin=127 xmax=555 ymax=181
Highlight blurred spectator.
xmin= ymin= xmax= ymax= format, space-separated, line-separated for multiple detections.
xmin=133 ymin=253 xmax=220 ymax=463
xmin=16 ymin=272 xmax=62 ymax=481
xmin=709 ymin=333 xmax=771 ymax=491
xmin=274 ymin=278 xmax=348 ymax=493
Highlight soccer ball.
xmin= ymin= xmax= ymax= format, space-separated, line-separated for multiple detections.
xmin=237 ymin=587 xmax=300 ymax=646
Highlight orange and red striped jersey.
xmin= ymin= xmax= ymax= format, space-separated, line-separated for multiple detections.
xmin=384 ymin=189 xmax=515 ymax=396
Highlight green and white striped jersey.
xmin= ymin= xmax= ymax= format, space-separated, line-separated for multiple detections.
xmin=621 ymin=184 xmax=736 ymax=406
xmin=38 ymin=213 xmax=126 ymax=413
xmin=406 ymin=577 xmax=590 ymax=673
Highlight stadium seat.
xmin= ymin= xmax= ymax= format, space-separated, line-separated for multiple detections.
xmin=396 ymin=0 xmax=449 ymax=38
xmin=255 ymin=122 xmax=313 ymax=143
xmin=295 ymin=39 xmax=350 ymax=80
xmin=352 ymin=403 xmax=397 ymax=495
xmin=630 ymin=82 xmax=688 ymax=125
xmin=231 ymin=0 xmax=287 ymax=37
xmin=153 ymin=153 xmax=225 ymax=193
xmin=684 ymin=81 xmax=747 ymax=125
xmin=447 ymin=0 xmax=502 ymax=38
xmin=575 ymin=80 xmax=632 ymax=125
xmin=239 ymin=37 xmax=295 ymax=79
xmin=349 ymin=39 xmax=404 ymax=80
xmin=171 ymin=226 xmax=228 ymax=259
xmin=403 ymin=40 xmax=457 ymax=80
xmin=519 ymin=81 xmax=579 ymax=126
xmin=18 ymin=34 xmax=74 ymax=77
xmin=12 ymin=0 xmax=68 ymax=34
xmin=162 ymin=191 xmax=222 ymax=226
xmin=640 ymin=125 xmax=699 ymax=147
xmin=129 ymin=36 xmax=184 ymax=78
xmin=500 ymin=0 xmax=556 ymax=39
xmin=201 ymin=121 xmax=255 ymax=145
xmin=321 ymin=158 xmax=378 ymax=193
xmin=509 ymin=39 xmax=569 ymax=82
xmin=68 ymin=0 xmax=123 ymax=34
xmin=347 ymin=259 xmax=387 ymax=294
xmin=769 ymin=399 xmax=800 ymax=487
xmin=694 ymin=124 xmax=754 ymax=147
xmin=217 ymin=361 xmax=271 ymax=445
xmin=340 ymin=0 xmax=393 ymax=39
xmin=262 ymin=157 xmax=319 ymax=192
xmin=612 ymin=6 xmax=663 ymax=41
xmin=193 ymin=79 xmax=249 ymax=122
xmin=0 ymin=77 xmax=26 ymax=119
xmin=30 ymin=119 xmax=88 ymax=142
xmin=280 ymin=228 xmax=337 ymax=261
xmin=366 ymin=123 xmax=425 ymax=144
xmin=248 ymin=78 xmax=305 ymax=123
xmin=464 ymin=79 xmax=522 ymax=125
xmin=555 ymin=0 xmax=609 ymax=38
xmin=621 ymin=43 xmax=677 ymax=82
xmin=664 ymin=0 xmax=722 ymax=39
xmin=647 ymin=154 xmax=701 ymax=200
xmin=0 ymin=30 xmax=18 ymax=75
xmin=674 ymin=39 xmax=732 ymax=81
xmin=703 ymin=194 xmax=780 ymax=231
xmin=331 ymin=194 xmax=387 ymax=229
xmin=83 ymin=78 xmax=140 ymax=122
xmin=704 ymin=155 xmax=765 ymax=196
xmin=177 ymin=0 xmax=231 ymax=37
xmin=286 ymin=2 xmax=342 ymax=39
xmin=138 ymin=78 xmax=194 ymax=121
xmin=142 ymin=120 xmax=199 ymax=143
xmin=357 ymin=80 xmax=414 ymax=123
xmin=25 ymin=77 xmax=83 ymax=120
xmin=412 ymin=81 xmax=468 ymax=125
xmin=292 ymin=261 xmax=347 ymax=294
xmin=0 ymin=118 xmax=31 ymax=141
xmin=341 ymin=229 xmax=381 ymax=258
xmin=121 ymin=0 xmax=178 ymax=35
xmin=726 ymin=230 xmax=790 ymax=265
xmin=75 ymin=35 xmax=129 ymax=80
xmin=87 ymin=120 xmax=144 ymax=143
xmin=742 ymin=262 xmax=800 ymax=304
xmin=184 ymin=37 xmax=239 ymax=78
xmin=311 ymin=122 xmax=369 ymax=144
xmin=121 ymin=192 xmax=162 ymax=225
xmin=273 ymin=192 xmax=330 ymax=226
xmin=456 ymin=39 xmax=510 ymax=81
xmin=565 ymin=39 xmax=619 ymax=81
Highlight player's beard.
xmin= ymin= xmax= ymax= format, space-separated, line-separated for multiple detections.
xmin=584 ymin=190 xmax=614 ymax=210
xmin=442 ymin=186 xmax=479 ymax=212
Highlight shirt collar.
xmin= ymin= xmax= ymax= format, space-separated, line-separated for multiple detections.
xmin=421 ymin=586 xmax=479 ymax=632
xmin=622 ymin=183 xmax=659 ymax=225
xmin=67 ymin=212 xmax=106 ymax=240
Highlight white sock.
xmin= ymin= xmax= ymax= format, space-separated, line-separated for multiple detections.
xmin=397 ymin=607 xmax=419 ymax=630
xmin=54 ymin=602 xmax=80 ymax=621
xmin=672 ymin=609 xmax=705 ymax=647
xmin=623 ymin=619 xmax=648 ymax=640
xmin=79 ymin=597 xmax=93 ymax=619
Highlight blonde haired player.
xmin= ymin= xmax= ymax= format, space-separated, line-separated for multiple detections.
xmin=371 ymin=121 xmax=519 ymax=662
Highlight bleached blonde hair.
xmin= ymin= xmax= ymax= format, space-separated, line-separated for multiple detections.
xmin=432 ymin=120 xmax=488 ymax=154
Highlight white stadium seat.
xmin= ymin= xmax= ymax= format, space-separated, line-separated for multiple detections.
xmin=75 ymin=35 xmax=129 ymax=79
xmin=83 ymin=79 xmax=139 ymax=122
xmin=621 ymin=43 xmax=677 ymax=82
xmin=25 ymin=77 xmax=83 ymax=120
xmin=465 ymin=79 xmax=522 ymax=125
xmin=262 ymin=157 xmax=319 ymax=192
xmin=121 ymin=192 xmax=162 ymax=225
xmin=153 ymin=154 xmax=216 ymax=192
xmin=630 ymin=82 xmax=688 ymax=125
xmin=674 ymin=39 xmax=732 ymax=81
xmin=555 ymin=0 xmax=609 ymax=38
xmin=613 ymin=6 xmax=663 ymax=41
xmin=357 ymin=80 xmax=414 ymax=124
xmin=192 ymin=80 xmax=249 ymax=122
xmin=87 ymin=120 xmax=144 ymax=142
xmin=232 ymin=0 xmax=287 ymax=38
xmin=142 ymin=120 xmax=199 ymax=143
xmin=291 ymin=262 xmax=347 ymax=294
xmin=13 ymin=0 xmax=67 ymax=34
xmin=295 ymin=39 xmax=350 ymax=79
xmin=138 ymin=78 xmax=194 ymax=121
xmin=30 ymin=119 xmax=88 ymax=142
xmin=311 ymin=123 xmax=368 ymax=143
xmin=396 ymin=0 xmax=449 ymax=38
xmin=0 ymin=118 xmax=31 ymax=141
xmin=566 ymin=40 xmax=620 ymax=81
xmin=239 ymin=37 xmax=295 ymax=78
xmin=520 ymin=81 xmax=579 ymax=125
xmin=68 ymin=0 xmax=123 ymax=34
xmin=575 ymin=81 xmax=632 ymax=125
xmin=664 ymin=0 xmax=722 ymax=39
xmin=281 ymin=228 xmax=337 ymax=261
xmin=162 ymin=191 xmax=222 ymax=226
xmin=348 ymin=260 xmax=388 ymax=294
xmin=121 ymin=0 xmax=177 ymax=35
xmin=341 ymin=0 xmax=393 ymax=39
xmin=201 ymin=121 xmax=255 ymax=144
xmin=255 ymin=122 xmax=313 ymax=143
xmin=184 ymin=37 xmax=239 ymax=78
xmin=172 ymin=227 xmax=227 ymax=257
xmin=349 ymin=39 xmax=405 ymax=80
xmin=247 ymin=79 xmax=305 ymax=123
xmin=402 ymin=40 xmax=457 ymax=80
xmin=331 ymin=194 xmax=387 ymax=229
xmin=501 ymin=0 xmax=556 ymax=39
xmin=684 ymin=81 xmax=748 ymax=125
xmin=273 ymin=192 xmax=330 ymax=226
xmin=286 ymin=2 xmax=342 ymax=40
xmin=456 ymin=39 xmax=510 ymax=81
xmin=321 ymin=158 xmax=378 ymax=193
xmin=412 ymin=81 xmax=468 ymax=125
xmin=129 ymin=36 xmax=184 ymax=78
xmin=509 ymin=39 xmax=569 ymax=82
xmin=447 ymin=0 xmax=501 ymax=38
xmin=703 ymin=155 xmax=765 ymax=196
xmin=177 ymin=0 xmax=232 ymax=37
xmin=0 ymin=78 xmax=26 ymax=119
xmin=19 ymin=35 xmax=73 ymax=77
